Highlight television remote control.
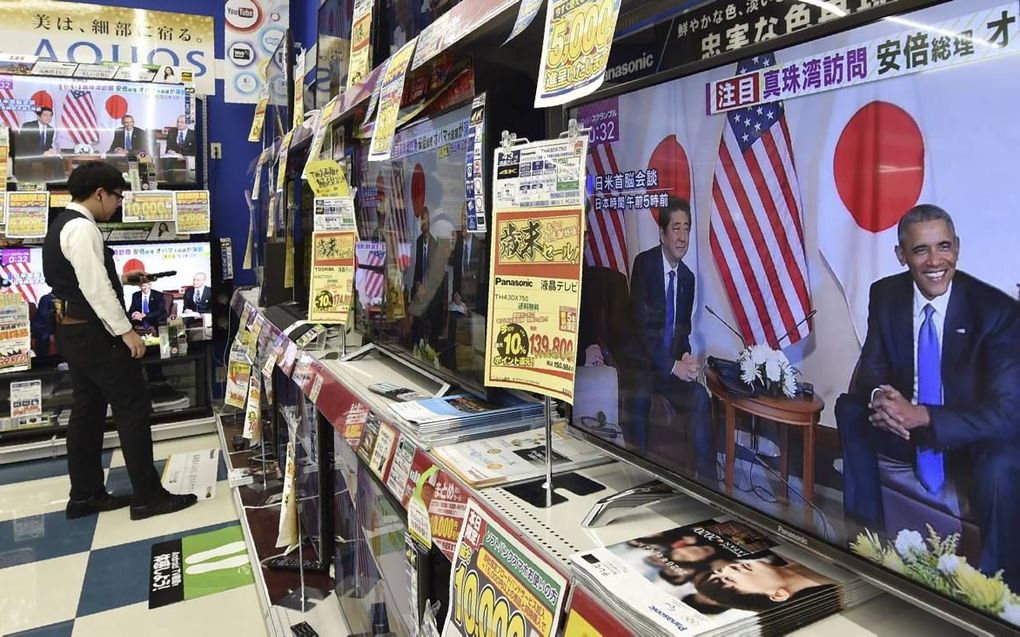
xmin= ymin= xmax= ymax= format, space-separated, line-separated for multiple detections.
xmin=290 ymin=622 xmax=319 ymax=637
xmin=266 ymin=556 xmax=329 ymax=572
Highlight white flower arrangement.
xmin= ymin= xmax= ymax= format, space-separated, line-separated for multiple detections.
xmin=737 ymin=344 xmax=798 ymax=397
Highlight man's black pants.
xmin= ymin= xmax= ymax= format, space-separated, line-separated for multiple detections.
xmin=56 ymin=321 xmax=161 ymax=504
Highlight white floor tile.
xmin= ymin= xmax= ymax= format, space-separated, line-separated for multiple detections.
xmin=71 ymin=584 xmax=268 ymax=637
xmin=90 ymin=480 xmax=237 ymax=551
xmin=109 ymin=433 xmax=221 ymax=469
xmin=0 ymin=474 xmax=71 ymax=523
xmin=0 ymin=552 xmax=89 ymax=635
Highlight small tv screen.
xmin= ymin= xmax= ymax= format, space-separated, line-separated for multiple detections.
xmin=4 ymin=74 xmax=195 ymax=184
xmin=0 ymin=247 xmax=55 ymax=357
xmin=570 ymin=0 xmax=1020 ymax=631
xmin=111 ymin=242 xmax=214 ymax=340
xmin=353 ymin=101 xmax=488 ymax=391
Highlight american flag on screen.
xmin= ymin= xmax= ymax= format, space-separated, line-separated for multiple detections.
xmin=387 ymin=162 xmax=411 ymax=271
xmin=356 ymin=243 xmax=386 ymax=304
xmin=0 ymin=77 xmax=20 ymax=130
xmin=60 ymin=89 xmax=100 ymax=145
xmin=585 ymin=144 xmax=630 ymax=275
xmin=2 ymin=259 xmax=40 ymax=306
xmin=708 ymin=54 xmax=812 ymax=348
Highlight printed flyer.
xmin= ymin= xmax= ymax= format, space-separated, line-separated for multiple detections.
xmin=348 ymin=0 xmax=374 ymax=88
xmin=224 ymin=360 xmax=252 ymax=409
xmin=484 ymin=136 xmax=588 ymax=402
xmin=535 ymin=0 xmax=622 ymax=107
xmin=368 ymin=37 xmax=418 ymax=162
xmin=308 ymin=231 xmax=356 ymax=325
xmin=174 ymin=190 xmax=211 ymax=234
xmin=248 ymin=94 xmax=269 ymax=142
xmin=122 ymin=190 xmax=175 ymax=224
xmin=428 ymin=470 xmax=471 ymax=561
xmin=442 ymin=501 xmax=568 ymax=637
xmin=313 ymin=196 xmax=357 ymax=232
xmin=305 ymin=160 xmax=350 ymax=198
xmin=10 ymin=379 xmax=42 ymax=419
xmin=5 ymin=191 xmax=49 ymax=238
xmin=0 ymin=292 xmax=31 ymax=373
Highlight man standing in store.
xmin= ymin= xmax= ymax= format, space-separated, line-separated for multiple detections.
xmin=43 ymin=161 xmax=197 ymax=520
xmin=108 ymin=114 xmax=150 ymax=156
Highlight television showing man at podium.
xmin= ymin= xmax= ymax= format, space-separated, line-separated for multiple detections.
xmin=109 ymin=114 xmax=150 ymax=156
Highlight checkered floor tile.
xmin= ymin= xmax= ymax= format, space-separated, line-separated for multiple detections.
xmin=0 ymin=433 xmax=267 ymax=637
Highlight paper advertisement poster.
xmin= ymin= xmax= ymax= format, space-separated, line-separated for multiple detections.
xmin=224 ymin=360 xmax=252 ymax=409
xmin=308 ymin=231 xmax=356 ymax=325
xmin=305 ymin=160 xmax=350 ymax=197
xmin=484 ymin=136 xmax=588 ymax=402
xmin=275 ymin=130 xmax=294 ymax=193
xmin=10 ymin=379 xmax=42 ymax=418
xmin=535 ymin=0 xmax=621 ymax=107
xmin=174 ymin=190 xmax=211 ymax=234
xmin=0 ymin=293 xmax=31 ymax=373
xmin=368 ymin=37 xmax=418 ymax=162
xmin=442 ymin=501 xmax=568 ymax=637
xmin=313 ymin=196 xmax=356 ymax=232
xmin=122 ymin=190 xmax=175 ymax=224
xmin=248 ymin=94 xmax=269 ymax=142
xmin=304 ymin=98 xmax=340 ymax=176
xmin=347 ymin=0 xmax=373 ymax=88
xmin=243 ymin=369 xmax=262 ymax=444
xmin=293 ymin=48 xmax=305 ymax=126
xmin=161 ymin=449 xmax=220 ymax=501
xmin=505 ymin=0 xmax=544 ymax=43
xmin=428 ymin=471 xmax=471 ymax=561
xmin=224 ymin=0 xmax=289 ymax=103
xmin=5 ymin=191 xmax=49 ymax=238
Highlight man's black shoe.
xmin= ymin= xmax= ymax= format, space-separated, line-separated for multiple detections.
xmin=130 ymin=493 xmax=199 ymax=520
xmin=66 ymin=492 xmax=131 ymax=519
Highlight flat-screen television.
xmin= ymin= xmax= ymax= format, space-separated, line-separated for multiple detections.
xmin=380 ymin=0 xmax=462 ymax=58
xmin=353 ymin=100 xmax=488 ymax=391
xmin=316 ymin=0 xmax=354 ymax=108
xmin=569 ymin=0 xmax=1020 ymax=632
xmin=4 ymin=75 xmax=195 ymax=184
xmin=111 ymin=242 xmax=214 ymax=340
xmin=1 ymin=247 xmax=56 ymax=357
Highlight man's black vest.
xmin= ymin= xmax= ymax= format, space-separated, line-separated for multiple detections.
xmin=42 ymin=209 xmax=124 ymax=322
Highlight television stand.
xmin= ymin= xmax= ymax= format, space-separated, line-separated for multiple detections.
xmin=581 ymin=479 xmax=682 ymax=527
xmin=341 ymin=342 xmax=454 ymax=398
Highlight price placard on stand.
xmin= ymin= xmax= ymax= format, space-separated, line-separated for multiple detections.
xmin=442 ymin=501 xmax=568 ymax=637
xmin=122 ymin=191 xmax=174 ymax=224
xmin=535 ymin=0 xmax=621 ymax=107
xmin=308 ymin=230 xmax=356 ymax=324
xmin=484 ymin=136 xmax=588 ymax=402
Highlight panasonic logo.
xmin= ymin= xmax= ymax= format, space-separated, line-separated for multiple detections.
xmin=776 ymin=525 xmax=809 ymax=546
xmin=605 ymin=53 xmax=655 ymax=81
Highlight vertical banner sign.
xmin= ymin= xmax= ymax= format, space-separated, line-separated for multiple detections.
xmin=308 ymin=231 xmax=356 ymax=325
xmin=535 ymin=0 xmax=621 ymax=107
xmin=505 ymin=0 xmax=545 ymax=44
xmin=0 ymin=2 xmax=215 ymax=95
xmin=122 ymin=191 xmax=175 ymax=224
xmin=368 ymin=38 xmax=418 ymax=162
xmin=293 ymin=48 xmax=306 ymax=127
xmin=0 ymin=293 xmax=31 ymax=373
xmin=464 ymin=94 xmax=487 ymax=234
xmin=248 ymin=94 xmax=269 ymax=142
xmin=275 ymin=131 xmax=294 ymax=193
xmin=484 ymin=136 xmax=588 ymax=402
xmin=442 ymin=501 xmax=568 ymax=637
xmin=348 ymin=0 xmax=374 ymax=89
xmin=224 ymin=0 xmax=289 ymax=104
xmin=5 ymin=191 xmax=49 ymax=238
xmin=174 ymin=190 xmax=211 ymax=234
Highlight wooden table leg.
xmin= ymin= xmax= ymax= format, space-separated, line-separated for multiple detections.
xmin=725 ymin=402 xmax=736 ymax=495
xmin=803 ymin=418 xmax=816 ymax=504
xmin=779 ymin=423 xmax=789 ymax=500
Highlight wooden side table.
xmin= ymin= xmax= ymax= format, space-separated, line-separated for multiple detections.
xmin=705 ymin=367 xmax=824 ymax=503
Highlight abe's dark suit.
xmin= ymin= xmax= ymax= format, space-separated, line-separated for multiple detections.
xmin=837 ymin=270 xmax=1020 ymax=587
xmin=128 ymin=290 xmax=167 ymax=328
xmin=451 ymin=233 xmax=486 ymax=313
xmin=108 ymin=127 xmax=150 ymax=155
xmin=164 ymin=127 xmax=196 ymax=156
xmin=16 ymin=120 xmax=56 ymax=156
xmin=628 ymin=246 xmax=715 ymax=478
xmin=411 ymin=233 xmax=447 ymax=348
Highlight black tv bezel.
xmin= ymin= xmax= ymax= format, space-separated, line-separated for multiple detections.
xmin=315 ymin=0 xmax=352 ymax=110
xmin=562 ymin=0 xmax=1018 ymax=635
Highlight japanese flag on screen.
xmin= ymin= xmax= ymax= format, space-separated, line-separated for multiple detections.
xmin=816 ymin=74 xmax=932 ymax=344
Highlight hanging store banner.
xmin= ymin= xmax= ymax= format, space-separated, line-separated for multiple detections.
xmin=174 ymin=190 xmax=210 ymax=234
xmin=706 ymin=2 xmax=1020 ymax=114
xmin=442 ymin=500 xmax=568 ymax=637
xmin=368 ymin=37 xmax=418 ymax=162
xmin=248 ymin=94 xmax=269 ymax=142
xmin=535 ymin=0 xmax=622 ymax=107
xmin=5 ymin=191 xmax=49 ymax=238
xmin=0 ymin=1 xmax=214 ymax=94
xmin=484 ymin=136 xmax=588 ymax=402
xmin=308 ymin=231 xmax=356 ymax=325
xmin=505 ymin=0 xmax=545 ymax=44
xmin=224 ymin=0 xmax=288 ymax=103
xmin=347 ymin=0 xmax=374 ymax=89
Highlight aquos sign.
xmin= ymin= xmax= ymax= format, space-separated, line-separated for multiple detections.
xmin=0 ymin=1 xmax=216 ymax=95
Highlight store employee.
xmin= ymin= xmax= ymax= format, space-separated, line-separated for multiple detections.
xmin=42 ymin=161 xmax=197 ymax=521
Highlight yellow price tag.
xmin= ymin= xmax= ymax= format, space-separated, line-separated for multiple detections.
xmin=304 ymin=159 xmax=350 ymax=197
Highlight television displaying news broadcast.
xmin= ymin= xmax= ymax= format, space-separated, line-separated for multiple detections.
xmin=2 ymin=74 xmax=195 ymax=184
xmin=569 ymin=0 xmax=1020 ymax=628
xmin=0 ymin=247 xmax=55 ymax=357
xmin=111 ymin=242 xmax=212 ymax=340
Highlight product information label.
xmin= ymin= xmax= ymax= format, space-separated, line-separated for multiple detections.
xmin=313 ymin=196 xmax=357 ymax=232
xmin=308 ymin=231 xmax=356 ymax=325
xmin=174 ymin=190 xmax=211 ymax=234
xmin=5 ymin=191 xmax=49 ymax=238
xmin=535 ymin=0 xmax=621 ymax=107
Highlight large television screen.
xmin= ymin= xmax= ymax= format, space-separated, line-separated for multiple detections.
xmin=4 ymin=75 xmax=195 ymax=184
xmin=353 ymin=101 xmax=488 ymax=391
xmin=570 ymin=0 xmax=1020 ymax=630
xmin=111 ymin=242 xmax=213 ymax=340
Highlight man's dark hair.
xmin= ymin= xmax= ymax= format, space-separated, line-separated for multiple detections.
xmin=693 ymin=569 xmax=836 ymax=612
xmin=37 ymin=106 xmax=53 ymax=116
xmin=657 ymin=196 xmax=693 ymax=232
xmin=67 ymin=161 xmax=129 ymax=202
xmin=897 ymin=204 xmax=956 ymax=246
